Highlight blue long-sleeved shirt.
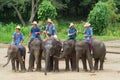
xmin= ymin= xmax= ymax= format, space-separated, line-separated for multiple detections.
xmin=30 ymin=27 xmax=41 ymax=39
xmin=68 ymin=27 xmax=77 ymax=40
xmin=12 ymin=32 xmax=24 ymax=46
xmin=45 ymin=24 xmax=57 ymax=35
xmin=84 ymin=28 xmax=93 ymax=41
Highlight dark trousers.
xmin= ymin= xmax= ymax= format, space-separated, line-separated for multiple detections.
xmin=18 ymin=46 xmax=24 ymax=56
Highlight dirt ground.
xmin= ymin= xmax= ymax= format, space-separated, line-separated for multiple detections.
xmin=0 ymin=40 xmax=120 ymax=80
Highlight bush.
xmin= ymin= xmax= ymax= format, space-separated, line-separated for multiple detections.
xmin=37 ymin=0 xmax=57 ymax=21
xmin=88 ymin=1 xmax=111 ymax=35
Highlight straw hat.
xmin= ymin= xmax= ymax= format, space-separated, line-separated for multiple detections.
xmin=47 ymin=19 xmax=52 ymax=23
xmin=69 ymin=23 xmax=74 ymax=27
xmin=31 ymin=21 xmax=37 ymax=25
xmin=16 ymin=25 xmax=21 ymax=29
xmin=84 ymin=22 xmax=91 ymax=27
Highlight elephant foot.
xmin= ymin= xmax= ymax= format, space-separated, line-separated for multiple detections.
xmin=28 ymin=69 xmax=33 ymax=72
xmin=94 ymin=67 xmax=98 ymax=70
xmin=16 ymin=69 xmax=19 ymax=71
xmin=45 ymin=72 xmax=47 ymax=75
xmin=54 ymin=69 xmax=59 ymax=72
xmin=65 ymin=68 xmax=70 ymax=71
xmin=76 ymin=68 xmax=79 ymax=72
xmin=99 ymin=68 xmax=103 ymax=70
xmin=36 ymin=68 xmax=41 ymax=72
xmin=84 ymin=69 xmax=88 ymax=72
xmin=94 ymin=68 xmax=98 ymax=70
xmin=20 ymin=70 xmax=26 ymax=73
xmin=90 ymin=69 xmax=95 ymax=73
xmin=72 ymin=68 xmax=76 ymax=71
xmin=12 ymin=69 xmax=16 ymax=72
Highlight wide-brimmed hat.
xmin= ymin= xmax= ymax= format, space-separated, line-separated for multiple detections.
xmin=69 ymin=23 xmax=74 ymax=27
xmin=31 ymin=21 xmax=37 ymax=25
xmin=84 ymin=22 xmax=91 ymax=27
xmin=47 ymin=19 xmax=52 ymax=23
xmin=16 ymin=25 xmax=21 ymax=29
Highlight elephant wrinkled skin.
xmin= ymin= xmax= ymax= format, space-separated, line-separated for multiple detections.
xmin=28 ymin=38 xmax=43 ymax=72
xmin=43 ymin=38 xmax=62 ymax=75
xmin=3 ymin=45 xmax=26 ymax=72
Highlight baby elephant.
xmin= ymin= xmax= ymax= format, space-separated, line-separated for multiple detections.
xmin=3 ymin=45 xmax=26 ymax=72
xmin=75 ymin=39 xmax=106 ymax=72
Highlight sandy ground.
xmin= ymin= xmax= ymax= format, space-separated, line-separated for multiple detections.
xmin=0 ymin=40 xmax=120 ymax=80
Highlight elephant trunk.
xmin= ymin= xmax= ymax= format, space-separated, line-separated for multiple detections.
xmin=34 ymin=50 xmax=39 ymax=64
xmin=45 ymin=50 xmax=50 ymax=75
xmin=3 ymin=53 xmax=11 ymax=67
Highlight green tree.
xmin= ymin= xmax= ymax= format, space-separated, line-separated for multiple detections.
xmin=0 ymin=0 xmax=29 ymax=26
xmin=88 ymin=1 xmax=111 ymax=35
xmin=37 ymin=0 xmax=57 ymax=21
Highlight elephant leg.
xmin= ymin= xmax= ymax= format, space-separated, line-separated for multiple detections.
xmin=45 ymin=53 xmax=50 ymax=75
xmin=100 ymin=58 xmax=104 ymax=70
xmin=23 ymin=61 xmax=26 ymax=71
xmin=39 ymin=51 xmax=42 ymax=69
xmin=65 ymin=57 xmax=70 ymax=71
xmin=70 ymin=58 xmax=72 ymax=70
xmin=16 ymin=60 xmax=19 ymax=71
xmin=49 ymin=56 xmax=53 ymax=71
xmin=28 ymin=42 xmax=30 ymax=53
xmin=18 ymin=55 xmax=24 ymax=72
xmin=94 ymin=58 xmax=99 ymax=70
xmin=36 ymin=55 xmax=41 ymax=71
xmin=11 ymin=59 xmax=16 ymax=71
xmin=86 ymin=49 xmax=94 ymax=72
xmin=23 ymin=50 xmax=26 ymax=70
xmin=53 ymin=57 xmax=59 ymax=72
xmin=76 ymin=54 xmax=80 ymax=72
xmin=82 ymin=58 xmax=88 ymax=71
xmin=71 ymin=56 xmax=76 ymax=71
xmin=28 ymin=53 xmax=34 ymax=72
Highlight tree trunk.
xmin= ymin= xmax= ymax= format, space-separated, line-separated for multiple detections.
xmin=12 ymin=5 xmax=26 ymax=26
xmin=29 ymin=0 xmax=36 ymax=23
xmin=29 ymin=0 xmax=40 ymax=23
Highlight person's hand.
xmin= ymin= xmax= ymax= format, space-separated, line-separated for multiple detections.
xmin=35 ymin=32 xmax=38 ymax=34
xmin=43 ymin=31 xmax=47 ymax=34
xmin=19 ymin=43 xmax=22 ymax=46
xmin=68 ymin=34 xmax=72 ymax=36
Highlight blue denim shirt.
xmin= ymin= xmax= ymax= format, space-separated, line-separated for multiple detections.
xmin=68 ymin=27 xmax=77 ymax=40
xmin=84 ymin=28 xmax=93 ymax=41
xmin=45 ymin=24 xmax=57 ymax=35
xmin=30 ymin=27 xmax=41 ymax=39
xmin=12 ymin=32 xmax=24 ymax=46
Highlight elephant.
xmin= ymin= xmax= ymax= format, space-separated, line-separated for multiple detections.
xmin=28 ymin=38 xmax=43 ymax=72
xmin=75 ymin=40 xmax=94 ymax=72
xmin=55 ymin=40 xmax=76 ymax=71
xmin=42 ymin=38 xmax=62 ymax=75
xmin=92 ymin=39 xmax=106 ymax=70
xmin=75 ymin=39 xmax=106 ymax=72
xmin=3 ymin=45 xmax=26 ymax=72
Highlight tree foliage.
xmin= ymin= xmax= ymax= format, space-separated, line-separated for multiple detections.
xmin=88 ymin=1 xmax=111 ymax=35
xmin=106 ymin=0 xmax=120 ymax=23
xmin=37 ymin=0 xmax=57 ymax=21
xmin=0 ymin=0 xmax=29 ymax=26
